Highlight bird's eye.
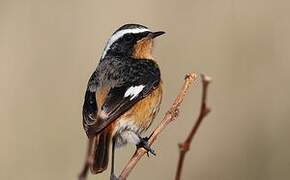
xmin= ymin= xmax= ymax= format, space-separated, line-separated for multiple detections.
xmin=124 ymin=34 xmax=134 ymax=42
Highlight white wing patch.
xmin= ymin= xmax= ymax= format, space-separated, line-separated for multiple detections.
xmin=102 ymin=28 xmax=150 ymax=58
xmin=124 ymin=85 xmax=145 ymax=100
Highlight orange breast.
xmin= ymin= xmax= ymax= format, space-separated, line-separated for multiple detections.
xmin=112 ymin=83 xmax=163 ymax=134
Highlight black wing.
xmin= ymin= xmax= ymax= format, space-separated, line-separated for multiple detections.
xmin=82 ymin=72 xmax=98 ymax=134
xmin=91 ymin=59 xmax=160 ymax=134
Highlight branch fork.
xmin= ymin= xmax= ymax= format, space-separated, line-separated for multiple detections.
xmin=175 ymin=74 xmax=211 ymax=180
xmin=118 ymin=73 xmax=208 ymax=180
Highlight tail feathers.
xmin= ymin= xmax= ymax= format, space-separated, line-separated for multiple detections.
xmin=90 ymin=130 xmax=111 ymax=174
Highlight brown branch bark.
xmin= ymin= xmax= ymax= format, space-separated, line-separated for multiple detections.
xmin=118 ymin=73 xmax=198 ymax=180
xmin=175 ymin=74 xmax=211 ymax=180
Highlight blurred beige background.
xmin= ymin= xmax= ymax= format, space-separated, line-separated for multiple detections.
xmin=1 ymin=0 xmax=290 ymax=179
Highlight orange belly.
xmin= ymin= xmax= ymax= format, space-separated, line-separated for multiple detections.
xmin=111 ymin=84 xmax=162 ymax=145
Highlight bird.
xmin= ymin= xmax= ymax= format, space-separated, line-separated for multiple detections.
xmin=78 ymin=24 xmax=165 ymax=180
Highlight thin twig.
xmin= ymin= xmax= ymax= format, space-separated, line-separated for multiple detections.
xmin=175 ymin=74 xmax=212 ymax=180
xmin=118 ymin=73 xmax=198 ymax=180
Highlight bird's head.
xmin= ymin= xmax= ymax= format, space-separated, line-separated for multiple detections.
xmin=101 ymin=24 xmax=165 ymax=59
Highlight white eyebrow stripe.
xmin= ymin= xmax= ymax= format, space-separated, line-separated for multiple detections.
xmin=101 ymin=28 xmax=150 ymax=58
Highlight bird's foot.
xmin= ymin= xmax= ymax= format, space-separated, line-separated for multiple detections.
xmin=110 ymin=174 xmax=118 ymax=180
xmin=137 ymin=137 xmax=156 ymax=156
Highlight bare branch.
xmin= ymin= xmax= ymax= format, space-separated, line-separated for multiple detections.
xmin=118 ymin=73 xmax=198 ymax=180
xmin=175 ymin=74 xmax=212 ymax=180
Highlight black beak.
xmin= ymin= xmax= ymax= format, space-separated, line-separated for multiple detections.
xmin=148 ymin=31 xmax=165 ymax=38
